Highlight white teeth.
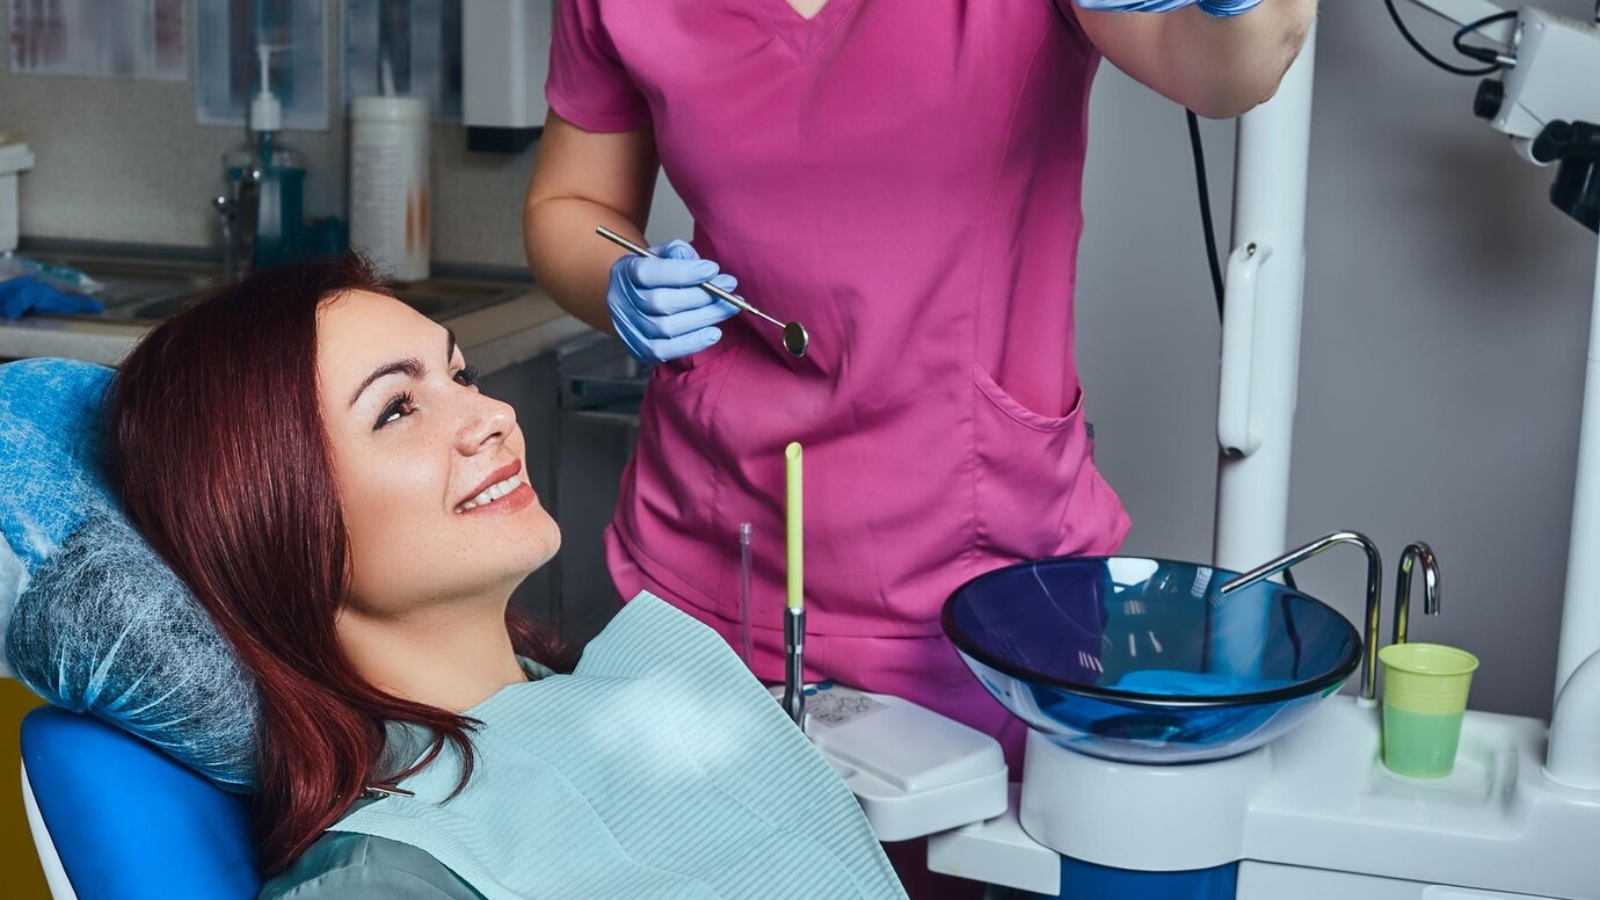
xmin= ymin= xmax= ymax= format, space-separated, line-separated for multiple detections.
xmin=457 ymin=476 xmax=522 ymax=512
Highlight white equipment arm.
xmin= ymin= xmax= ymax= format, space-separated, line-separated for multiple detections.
xmin=1216 ymin=0 xmax=1599 ymax=779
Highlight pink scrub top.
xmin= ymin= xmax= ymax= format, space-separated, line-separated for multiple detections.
xmin=549 ymin=0 xmax=1131 ymax=763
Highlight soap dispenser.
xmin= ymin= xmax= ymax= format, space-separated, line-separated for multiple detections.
xmin=225 ymin=44 xmax=307 ymax=272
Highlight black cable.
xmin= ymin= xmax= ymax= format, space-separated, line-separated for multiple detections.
xmin=1383 ymin=0 xmax=1500 ymax=76
xmin=1186 ymin=110 xmax=1226 ymax=319
xmin=1452 ymin=11 xmax=1518 ymax=66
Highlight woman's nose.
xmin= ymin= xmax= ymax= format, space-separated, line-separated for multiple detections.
xmin=456 ymin=392 xmax=516 ymax=453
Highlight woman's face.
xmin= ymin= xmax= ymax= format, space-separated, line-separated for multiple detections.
xmin=315 ymin=290 xmax=560 ymax=616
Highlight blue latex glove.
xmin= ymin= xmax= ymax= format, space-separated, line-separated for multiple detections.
xmin=0 ymin=275 xmax=103 ymax=320
xmin=1074 ymin=0 xmax=1261 ymax=17
xmin=607 ymin=240 xmax=739 ymax=364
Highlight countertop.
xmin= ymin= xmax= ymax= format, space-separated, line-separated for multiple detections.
xmin=0 ymin=285 xmax=595 ymax=376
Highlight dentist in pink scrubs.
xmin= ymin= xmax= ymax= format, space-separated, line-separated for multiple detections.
xmin=526 ymin=0 xmax=1313 ymax=893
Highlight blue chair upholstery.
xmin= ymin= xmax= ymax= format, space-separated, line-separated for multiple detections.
xmin=20 ymin=706 xmax=260 ymax=900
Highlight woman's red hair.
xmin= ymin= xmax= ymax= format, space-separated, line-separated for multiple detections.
xmin=110 ymin=254 xmax=568 ymax=877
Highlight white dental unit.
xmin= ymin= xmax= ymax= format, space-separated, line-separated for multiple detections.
xmin=787 ymin=4 xmax=1600 ymax=899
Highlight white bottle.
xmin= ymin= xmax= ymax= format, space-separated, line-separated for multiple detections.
xmin=349 ymin=96 xmax=430 ymax=282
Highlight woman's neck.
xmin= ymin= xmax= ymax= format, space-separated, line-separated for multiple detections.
xmin=336 ymin=598 xmax=529 ymax=712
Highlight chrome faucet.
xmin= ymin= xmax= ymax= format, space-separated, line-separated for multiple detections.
xmin=1391 ymin=542 xmax=1441 ymax=646
xmin=212 ymin=165 xmax=262 ymax=281
xmin=1218 ymin=531 xmax=1384 ymax=703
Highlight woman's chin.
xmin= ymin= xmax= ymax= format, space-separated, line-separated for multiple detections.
xmin=420 ymin=522 xmax=560 ymax=598
xmin=504 ymin=529 xmax=562 ymax=580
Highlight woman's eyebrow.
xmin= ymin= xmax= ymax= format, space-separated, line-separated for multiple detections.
xmin=346 ymin=329 xmax=458 ymax=409
xmin=349 ymin=358 xmax=424 ymax=409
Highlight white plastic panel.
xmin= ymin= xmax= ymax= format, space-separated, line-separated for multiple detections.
xmin=927 ymin=785 xmax=1062 ymax=896
xmin=1238 ymin=862 xmax=1564 ymax=900
xmin=461 ymin=0 xmax=550 ymax=130
xmin=768 ymin=684 xmax=1009 ymax=843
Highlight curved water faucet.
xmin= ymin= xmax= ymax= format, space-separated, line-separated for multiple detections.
xmin=1392 ymin=542 xmax=1441 ymax=646
xmin=1217 ymin=531 xmax=1384 ymax=703
xmin=213 ymin=165 xmax=261 ymax=281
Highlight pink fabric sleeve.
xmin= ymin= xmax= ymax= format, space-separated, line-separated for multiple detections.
xmin=1049 ymin=0 xmax=1095 ymax=48
xmin=546 ymin=0 xmax=652 ymax=132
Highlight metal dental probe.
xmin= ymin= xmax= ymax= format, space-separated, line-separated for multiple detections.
xmin=595 ymin=225 xmax=810 ymax=357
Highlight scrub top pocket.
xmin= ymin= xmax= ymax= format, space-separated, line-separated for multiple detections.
xmin=971 ymin=361 xmax=1126 ymax=563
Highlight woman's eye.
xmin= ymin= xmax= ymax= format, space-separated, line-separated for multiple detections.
xmin=375 ymin=393 xmax=416 ymax=430
xmin=454 ymin=363 xmax=480 ymax=387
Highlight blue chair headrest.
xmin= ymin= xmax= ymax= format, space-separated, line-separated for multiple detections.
xmin=21 ymin=706 xmax=260 ymax=900
xmin=1 ymin=358 xmax=261 ymax=792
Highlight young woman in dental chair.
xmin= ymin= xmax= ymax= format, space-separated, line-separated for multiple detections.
xmin=110 ymin=255 xmax=907 ymax=900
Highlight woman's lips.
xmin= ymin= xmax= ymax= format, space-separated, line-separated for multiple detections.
xmin=457 ymin=482 xmax=537 ymax=516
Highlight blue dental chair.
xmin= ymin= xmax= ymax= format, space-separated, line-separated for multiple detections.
xmin=20 ymin=706 xmax=260 ymax=900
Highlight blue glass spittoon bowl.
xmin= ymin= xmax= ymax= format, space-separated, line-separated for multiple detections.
xmin=942 ymin=556 xmax=1362 ymax=764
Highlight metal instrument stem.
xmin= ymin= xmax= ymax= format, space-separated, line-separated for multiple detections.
xmin=783 ymin=606 xmax=806 ymax=728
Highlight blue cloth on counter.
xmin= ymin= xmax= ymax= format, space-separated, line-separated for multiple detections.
xmin=0 ymin=275 xmax=102 ymax=320
xmin=333 ymin=593 xmax=908 ymax=900
xmin=0 ymin=358 xmax=259 ymax=792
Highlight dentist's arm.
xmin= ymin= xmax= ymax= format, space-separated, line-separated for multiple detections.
xmin=1076 ymin=0 xmax=1318 ymax=119
xmin=524 ymin=112 xmax=660 ymax=335
xmin=524 ymin=112 xmax=737 ymax=363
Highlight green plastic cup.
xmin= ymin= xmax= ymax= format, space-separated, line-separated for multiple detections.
xmin=1379 ymin=643 xmax=1479 ymax=778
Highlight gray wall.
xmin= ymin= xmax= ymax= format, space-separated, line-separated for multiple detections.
xmin=1077 ymin=2 xmax=1599 ymax=721
xmin=3 ymin=1 xmax=1593 ymax=720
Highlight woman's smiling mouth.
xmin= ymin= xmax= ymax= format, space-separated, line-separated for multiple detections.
xmin=455 ymin=461 xmax=536 ymax=514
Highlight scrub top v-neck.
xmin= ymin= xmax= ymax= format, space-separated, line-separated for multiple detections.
xmin=547 ymin=0 xmax=1131 ymax=670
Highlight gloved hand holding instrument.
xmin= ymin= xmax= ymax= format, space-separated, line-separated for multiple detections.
xmin=599 ymin=226 xmax=810 ymax=361
xmin=603 ymin=233 xmax=741 ymax=365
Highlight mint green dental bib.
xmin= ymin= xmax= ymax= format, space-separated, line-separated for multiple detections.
xmin=331 ymin=594 xmax=907 ymax=900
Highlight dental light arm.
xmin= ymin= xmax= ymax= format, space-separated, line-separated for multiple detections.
xmin=1404 ymin=0 xmax=1600 ymax=173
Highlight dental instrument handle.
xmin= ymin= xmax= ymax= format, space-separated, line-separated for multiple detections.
xmin=782 ymin=442 xmax=806 ymax=728
xmin=783 ymin=606 xmax=807 ymax=728
xmin=785 ymin=443 xmax=803 ymax=612
xmin=595 ymin=226 xmax=785 ymax=330
xmin=740 ymin=522 xmax=754 ymax=668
